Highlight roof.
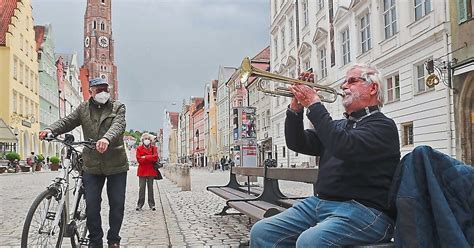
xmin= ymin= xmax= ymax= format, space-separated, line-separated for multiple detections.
xmin=252 ymin=46 xmax=270 ymax=61
xmin=0 ymin=0 xmax=18 ymax=46
xmin=0 ymin=118 xmax=17 ymax=143
xmin=34 ymin=26 xmax=45 ymax=52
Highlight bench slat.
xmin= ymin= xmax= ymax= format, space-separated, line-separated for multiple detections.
xmin=228 ymin=201 xmax=268 ymax=220
xmin=232 ymin=167 xmax=265 ymax=177
xmin=266 ymin=168 xmax=318 ymax=183
xmin=209 ymin=188 xmax=255 ymax=200
xmin=221 ymin=187 xmax=260 ymax=198
xmin=277 ymin=199 xmax=301 ymax=208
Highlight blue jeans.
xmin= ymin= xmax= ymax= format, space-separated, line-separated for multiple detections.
xmin=250 ymin=196 xmax=394 ymax=247
xmin=83 ymin=172 xmax=127 ymax=246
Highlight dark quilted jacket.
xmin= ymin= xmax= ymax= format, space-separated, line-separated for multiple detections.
xmin=48 ymin=99 xmax=129 ymax=175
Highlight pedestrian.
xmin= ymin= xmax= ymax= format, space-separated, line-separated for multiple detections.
xmin=135 ymin=132 xmax=159 ymax=211
xmin=39 ymin=77 xmax=128 ymax=248
xmin=27 ymin=152 xmax=35 ymax=172
xmin=250 ymin=64 xmax=401 ymax=247
xmin=220 ymin=156 xmax=225 ymax=171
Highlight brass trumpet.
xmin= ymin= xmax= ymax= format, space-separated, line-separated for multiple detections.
xmin=239 ymin=57 xmax=344 ymax=103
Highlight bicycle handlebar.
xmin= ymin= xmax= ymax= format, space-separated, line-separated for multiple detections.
xmin=45 ymin=134 xmax=96 ymax=150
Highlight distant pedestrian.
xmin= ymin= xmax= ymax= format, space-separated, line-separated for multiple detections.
xmin=136 ymin=133 xmax=159 ymax=211
xmin=27 ymin=152 xmax=35 ymax=172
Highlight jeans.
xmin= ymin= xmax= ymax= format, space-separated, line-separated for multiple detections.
xmin=83 ymin=171 xmax=127 ymax=246
xmin=137 ymin=176 xmax=155 ymax=208
xmin=250 ymin=196 xmax=394 ymax=247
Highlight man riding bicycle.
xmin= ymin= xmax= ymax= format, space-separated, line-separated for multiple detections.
xmin=39 ymin=78 xmax=128 ymax=248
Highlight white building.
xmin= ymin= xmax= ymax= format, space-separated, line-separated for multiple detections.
xmin=270 ymin=0 xmax=455 ymax=159
xmin=57 ymin=53 xmax=84 ymax=142
xmin=216 ymin=66 xmax=236 ymax=160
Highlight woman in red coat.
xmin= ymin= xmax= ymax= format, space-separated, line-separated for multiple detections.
xmin=135 ymin=133 xmax=159 ymax=211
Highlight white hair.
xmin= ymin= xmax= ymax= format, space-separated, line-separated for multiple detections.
xmin=351 ymin=63 xmax=384 ymax=108
xmin=140 ymin=133 xmax=153 ymax=143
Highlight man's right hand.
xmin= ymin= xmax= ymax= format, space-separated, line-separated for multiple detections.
xmin=39 ymin=130 xmax=52 ymax=140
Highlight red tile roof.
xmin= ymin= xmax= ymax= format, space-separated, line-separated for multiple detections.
xmin=0 ymin=0 xmax=18 ymax=46
xmin=252 ymin=46 xmax=270 ymax=61
xmin=34 ymin=25 xmax=45 ymax=52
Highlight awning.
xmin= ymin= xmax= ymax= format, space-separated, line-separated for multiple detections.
xmin=0 ymin=118 xmax=17 ymax=143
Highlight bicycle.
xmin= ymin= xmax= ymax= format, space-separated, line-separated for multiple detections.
xmin=21 ymin=134 xmax=96 ymax=248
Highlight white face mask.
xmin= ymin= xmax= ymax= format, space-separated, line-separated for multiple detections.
xmin=143 ymin=139 xmax=151 ymax=146
xmin=94 ymin=91 xmax=110 ymax=104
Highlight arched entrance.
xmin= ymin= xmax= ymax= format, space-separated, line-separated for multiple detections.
xmin=23 ymin=131 xmax=29 ymax=159
xmin=458 ymin=72 xmax=474 ymax=165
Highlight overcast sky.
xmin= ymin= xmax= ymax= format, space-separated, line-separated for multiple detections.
xmin=32 ymin=0 xmax=270 ymax=132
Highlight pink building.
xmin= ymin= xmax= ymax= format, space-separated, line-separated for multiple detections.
xmin=189 ymin=97 xmax=205 ymax=167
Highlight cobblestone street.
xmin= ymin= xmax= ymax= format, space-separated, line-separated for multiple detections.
xmin=0 ymin=166 xmax=314 ymax=247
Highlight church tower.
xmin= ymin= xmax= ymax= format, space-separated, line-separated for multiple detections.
xmin=80 ymin=0 xmax=118 ymax=100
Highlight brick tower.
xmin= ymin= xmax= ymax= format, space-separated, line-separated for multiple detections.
xmin=80 ymin=0 xmax=118 ymax=100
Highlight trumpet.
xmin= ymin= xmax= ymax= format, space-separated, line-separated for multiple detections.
xmin=239 ymin=57 xmax=344 ymax=103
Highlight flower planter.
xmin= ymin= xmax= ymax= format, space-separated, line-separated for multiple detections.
xmin=50 ymin=163 xmax=60 ymax=171
xmin=0 ymin=166 xmax=6 ymax=174
xmin=35 ymin=164 xmax=42 ymax=171
xmin=20 ymin=165 xmax=31 ymax=172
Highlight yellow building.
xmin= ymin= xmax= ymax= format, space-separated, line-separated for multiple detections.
xmin=0 ymin=0 xmax=41 ymax=159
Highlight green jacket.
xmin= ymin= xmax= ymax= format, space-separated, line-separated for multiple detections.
xmin=48 ymin=99 xmax=129 ymax=175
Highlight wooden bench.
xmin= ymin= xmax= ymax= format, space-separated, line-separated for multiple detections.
xmin=208 ymin=166 xmax=394 ymax=247
xmin=226 ymin=167 xmax=317 ymax=220
xmin=206 ymin=166 xmax=265 ymax=215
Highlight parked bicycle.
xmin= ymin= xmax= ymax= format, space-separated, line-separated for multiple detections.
xmin=21 ymin=134 xmax=96 ymax=248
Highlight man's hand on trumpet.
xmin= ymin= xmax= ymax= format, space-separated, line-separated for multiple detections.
xmin=288 ymin=71 xmax=321 ymax=110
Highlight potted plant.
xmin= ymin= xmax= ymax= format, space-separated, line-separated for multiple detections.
xmin=50 ymin=156 xmax=61 ymax=171
xmin=35 ymin=154 xmax=45 ymax=171
xmin=6 ymin=152 xmax=24 ymax=172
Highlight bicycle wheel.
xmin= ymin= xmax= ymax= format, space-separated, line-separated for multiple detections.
xmin=21 ymin=188 xmax=66 ymax=248
xmin=70 ymin=186 xmax=88 ymax=248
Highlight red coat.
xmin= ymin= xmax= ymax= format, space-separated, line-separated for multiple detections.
xmin=136 ymin=145 xmax=159 ymax=177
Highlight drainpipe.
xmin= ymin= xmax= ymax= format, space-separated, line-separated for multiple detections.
xmin=295 ymin=0 xmax=301 ymax=74
xmin=444 ymin=32 xmax=454 ymax=157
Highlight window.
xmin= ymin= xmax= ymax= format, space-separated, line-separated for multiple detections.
xmin=360 ymin=13 xmax=371 ymax=53
xmin=318 ymin=0 xmax=324 ymax=10
xmin=266 ymin=110 xmax=270 ymax=127
xmin=302 ymin=0 xmax=309 ymax=27
xmin=13 ymin=56 xmax=18 ymax=79
xmin=401 ymin=122 xmax=414 ymax=146
xmin=19 ymin=95 xmax=24 ymax=115
xmin=416 ymin=63 xmax=428 ymax=93
xmin=341 ymin=28 xmax=351 ymax=65
xmin=386 ymin=74 xmax=400 ymax=102
xmin=273 ymin=36 xmax=279 ymax=59
xmin=274 ymin=0 xmax=278 ymax=16
xmin=12 ymin=91 xmax=17 ymax=113
xmin=93 ymin=21 xmax=97 ymax=30
xmin=319 ymin=47 xmax=327 ymax=79
xmin=281 ymin=27 xmax=286 ymax=52
xmin=303 ymin=59 xmax=311 ymax=71
xmin=457 ymin=0 xmax=473 ymax=23
xmin=288 ymin=18 xmax=294 ymax=42
xmin=282 ymin=146 xmax=286 ymax=158
xmin=415 ymin=0 xmax=432 ymax=21
xmin=101 ymin=0 xmax=105 ymax=3
xmin=100 ymin=22 xmax=105 ymax=30
xmin=19 ymin=63 xmax=24 ymax=83
xmin=383 ymin=0 xmax=397 ymax=39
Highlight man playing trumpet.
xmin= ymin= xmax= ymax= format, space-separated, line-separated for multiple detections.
xmin=250 ymin=64 xmax=400 ymax=247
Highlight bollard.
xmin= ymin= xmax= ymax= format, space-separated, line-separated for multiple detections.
xmin=178 ymin=164 xmax=191 ymax=191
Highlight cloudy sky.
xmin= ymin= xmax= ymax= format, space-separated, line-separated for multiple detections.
xmin=32 ymin=0 xmax=270 ymax=132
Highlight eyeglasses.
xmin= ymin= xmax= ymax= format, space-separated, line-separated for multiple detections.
xmin=342 ymin=77 xmax=368 ymax=85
